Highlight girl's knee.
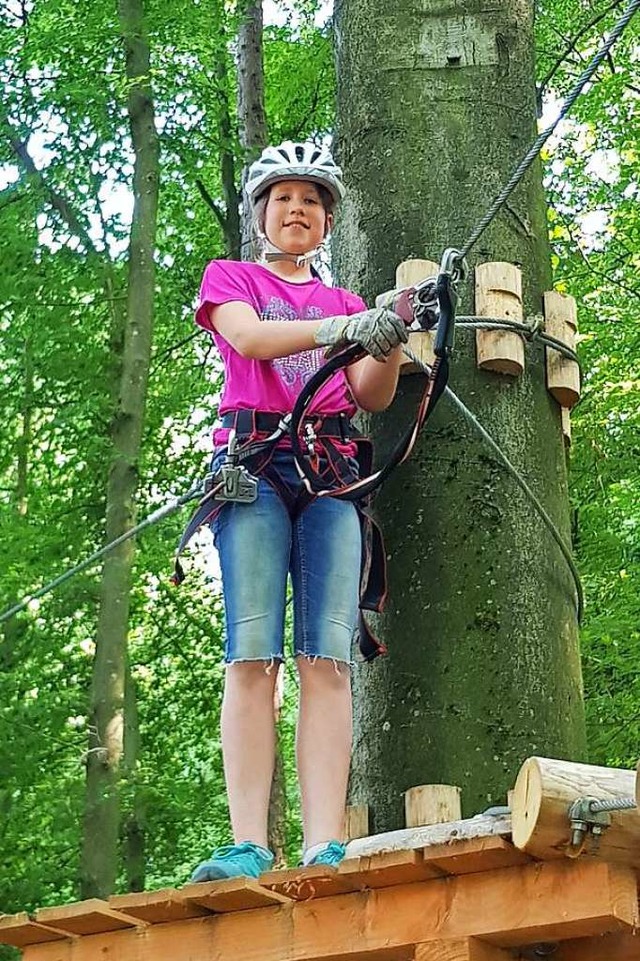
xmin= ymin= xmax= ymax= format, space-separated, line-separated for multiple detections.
xmin=225 ymin=658 xmax=281 ymax=691
xmin=296 ymin=655 xmax=351 ymax=689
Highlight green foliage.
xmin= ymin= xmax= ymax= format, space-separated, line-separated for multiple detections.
xmin=539 ymin=0 xmax=640 ymax=768
xmin=0 ymin=0 xmax=637 ymax=923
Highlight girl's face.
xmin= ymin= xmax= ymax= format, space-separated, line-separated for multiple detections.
xmin=263 ymin=179 xmax=332 ymax=254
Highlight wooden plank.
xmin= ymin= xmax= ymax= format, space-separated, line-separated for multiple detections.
xmin=339 ymin=849 xmax=444 ymax=888
xmin=20 ymin=860 xmax=639 ymax=961
xmin=109 ymin=887 xmax=211 ymax=923
xmin=414 ymin=939 xmax=512 ymax=960
xmin=0 ymin=913 xmax=68 ymax=948
xmin=345 ymin=812 xmax=512 ymax=859
xmin=34 ymin=898 xmax=143 ymax=936
xmin=422 ymin=836 xmax=531 ymax=876
xmin=553 ymin=931 xmax=640 ymax=960
xmin=181 ymin=877 xmax=292 ymax=912
xmin=261 ymin=864 xmax=362 ymax=901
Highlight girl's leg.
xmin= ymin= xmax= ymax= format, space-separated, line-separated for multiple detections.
xmin=291 ymin=492 xmax=361 ymax=850
xmin=221 ymin=661 xmax=279 ymax=847
xmin=296 ymin=656 xmax=352 ymax=849
xmin=213 ymin=471 xmax=292 ymax=848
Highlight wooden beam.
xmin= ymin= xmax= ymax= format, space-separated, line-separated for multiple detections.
xmin=19 ymin=860 xmax=638 ymax=961
xmin=345 ymin=812 xmax=512 ymax=859
xmin=511 ymin=756 xmax=640 ymax=866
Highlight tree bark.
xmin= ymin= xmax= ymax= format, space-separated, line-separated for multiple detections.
xmin=123 ymin=658 xmax=145 ymax=891
xmin=80 ymin=0 xmax=159 ymax=898
xmin=215 ymin=52 xmax=241 ymax=261
xmin=334 ymin=0 xmax=586 ymax=829
xmin=236 ymin=0 xmax=267 ymax=257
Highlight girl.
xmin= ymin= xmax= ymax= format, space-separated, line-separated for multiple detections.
xmin=190 ymin=141 xmax=407 ymax=881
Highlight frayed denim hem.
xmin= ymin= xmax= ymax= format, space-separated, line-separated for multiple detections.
xmin=224 ymin=655 xmax=283 ymax=674
xmin=294 ymin=652 xmax=353 ymax=671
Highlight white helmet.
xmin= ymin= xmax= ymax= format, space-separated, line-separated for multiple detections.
xmin=245 ymin=141 xmax=345 ymax=206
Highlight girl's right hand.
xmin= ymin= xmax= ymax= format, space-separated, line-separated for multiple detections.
xmin=314 ymin=308 xmax=408 ymax=361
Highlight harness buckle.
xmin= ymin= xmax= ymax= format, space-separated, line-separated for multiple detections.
xmin=214 ymin=465 xmax=259 ymax=504
xmin=212 ymin=429 xmax=259 ymax=503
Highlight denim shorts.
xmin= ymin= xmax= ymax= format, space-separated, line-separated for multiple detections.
xmin=211 ymin=448 xmax=362 ymax=665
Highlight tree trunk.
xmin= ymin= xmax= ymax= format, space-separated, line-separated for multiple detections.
xmin=80 ymin=0 xmax=159 ymax=898
xmin=215 ymin=52 xmax=241 ymax=261
xmin=236 ymin=0 xmax=267 ymax=257
xmin=123 ymin=658 xmax=145 ymax=892
xmin=334 ymin=0 xmax=586 ymax=830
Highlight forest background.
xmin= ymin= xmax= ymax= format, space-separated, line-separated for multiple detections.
xmin=0 ymin=0 xmax=638 ymax=934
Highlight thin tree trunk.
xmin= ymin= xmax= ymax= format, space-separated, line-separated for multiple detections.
xmin=335 ymin=0 xmax=586 ymax=829
xmin=80 ymin=0 xmax=159 ymax=898
xmin=123 ymin=658 xmax=145 ymax=891
xmin=267 ymin=665 xmax=288 ymax=866
xmin=236 ymin=0 xmax=267 ymax=257
xmin=215 ymin=53 xmax=241 ymax=260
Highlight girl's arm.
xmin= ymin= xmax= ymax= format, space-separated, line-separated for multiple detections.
xmin=209 ymin=300 xmax=405 ymax=409
xmin=207 ymin=302 xmax=322 ymax=360
xmin=346 ymin=349 xmax=403 ymax=412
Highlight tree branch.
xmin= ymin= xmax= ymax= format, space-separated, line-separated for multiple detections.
xmin=195 ymin=177 xmax=227 ymax=230
xmin=2 ymin=116 xmax=100 ymax=255
xmin=537 ymin=0 xmax=625 ymax=97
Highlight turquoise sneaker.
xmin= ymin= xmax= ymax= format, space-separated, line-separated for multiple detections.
xmin=305 ymin=840 xmax=346 ymax=868
xmin=190 ymin=842 xmax=274 ymax=882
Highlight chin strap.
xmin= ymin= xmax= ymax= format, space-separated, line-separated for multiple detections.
xmin=261 ymin=237 xmax=325 ymax=268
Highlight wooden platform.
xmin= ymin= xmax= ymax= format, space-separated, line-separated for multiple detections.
xmin=1 ymin=814 xmax=639 ymax=961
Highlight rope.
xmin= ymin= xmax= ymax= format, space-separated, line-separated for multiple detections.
xmin=402 ymin=343 xmax=585 ymax=621
xmin=0 ymin=483 xmax=203 ymax=626
xmin=457 ymin=316 xmax=581 ymax=365
xmin=458 ymin=0 xmax=640 ymax=260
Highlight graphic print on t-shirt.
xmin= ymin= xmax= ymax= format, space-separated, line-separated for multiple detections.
xmin=261 ymin=296 xmax=327 ymax=389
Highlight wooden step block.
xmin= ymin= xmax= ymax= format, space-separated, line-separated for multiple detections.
xmin=261 ymin=863 xmax=361 ymax=900
xmin=34 ymin=898 xmax=142 ymax=936
xmin=422 ymin=836 xmax=532 ymax=876
xmin=109 ymin=887 xmax=211 ymax=923
xmin=181 ymin=877 xmax=291 ymax=912
xmin=0 ymin=912 xmax=69 ymax=948
xmin=338 ymin=849 xmax=444 ymax=888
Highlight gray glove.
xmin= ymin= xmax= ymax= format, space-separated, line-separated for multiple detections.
xmin=314 ymin=307 xmax=408 ymax=361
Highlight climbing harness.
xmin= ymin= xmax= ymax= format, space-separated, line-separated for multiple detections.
xmin=171 ymin=409 xmax=389 ymax=661
xmin=1 ymin=0 xmax=637 ymax=630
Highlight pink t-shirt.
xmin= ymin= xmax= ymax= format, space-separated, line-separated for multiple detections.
xmin=195 ymin=261 xmax=367 ymax=436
